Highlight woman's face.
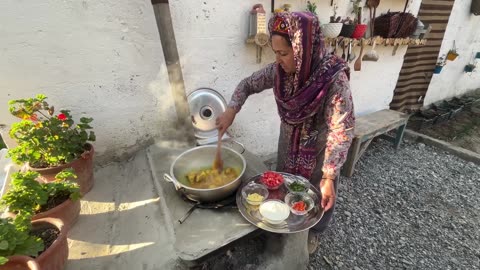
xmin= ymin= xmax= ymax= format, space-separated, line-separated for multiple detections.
xmin=271 ymin=35 xmax=295 ymax=74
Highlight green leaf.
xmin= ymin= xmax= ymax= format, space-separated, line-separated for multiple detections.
xmin=55 ymin=168 xmax=77 ymax=181
xmin=0 ymin=213 xmax=44 ymax=260
xmin=35 ymin=94 xmax=47 ymax=100
xmin=14 ymin=236 xmax=44 ymax=257
xmin=0 ymin=241 xmax=8 ymax=250
xmin=88 ymin=131 xmax=96 ymax=142
xmin=80 ymin=117 xmax=93 ymax=124
xmin=77 ymin=124 xmax=92 ymax=130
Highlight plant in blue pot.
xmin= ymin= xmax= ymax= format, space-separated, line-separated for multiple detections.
xmin=464 ymin=63 xmax=476 ymax=73
xmin=434 ymin=56 xmax=446 ymax=74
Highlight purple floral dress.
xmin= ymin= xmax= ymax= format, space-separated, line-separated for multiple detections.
xmin=228 ymin=63 xmax=354 ymax=184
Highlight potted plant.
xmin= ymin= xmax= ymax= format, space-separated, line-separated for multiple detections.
xmin=434 ymin=55 xmax=446 ymax=74
xmin=0 ymin=214 xmax=43 ymax=270
xmin=7 ymin=94 xmax=95 ymax=195
xmin=339 ymin=17 xmax=356 ymax=38
xmin=31 ymin=217 xmax=69 ymax=270
xmin=321 ymin=3 xmax=343 ymax=38
xmin=464 ymin=63 xmax=476 ymax=73
xmin=351 ymin=0 xmax=368 ymax=39
xmin=1 ymin=170 xmax=81 ymax=230
xmin=446 ymin=41 xmax=458 ymax=61
xmin=306 ymin=1 xmax=317 ymax=16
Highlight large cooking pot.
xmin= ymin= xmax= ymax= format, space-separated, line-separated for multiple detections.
xmin=163 ymin=145 xmax=246 ymax=202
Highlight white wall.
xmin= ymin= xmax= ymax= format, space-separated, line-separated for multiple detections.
xmin=424 ymin=0 xmax=480 ymax=105
xmin=2 ymin=0 xmax=469 ymax=161
xmin=170 ymin=0 xmax=422 ymax=157
xmin=0 ymin=0 xmax=177 ymax=163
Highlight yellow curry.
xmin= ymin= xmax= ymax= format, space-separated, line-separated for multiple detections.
xmin=185 ymin=167 xmax=239 ymax=189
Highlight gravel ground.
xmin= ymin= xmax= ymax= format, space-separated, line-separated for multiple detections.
xmin=309 ymin=139 xmax=480 ymax=270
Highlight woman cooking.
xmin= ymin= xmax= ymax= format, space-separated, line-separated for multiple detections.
xmin=216 ymin=12 xmax=354 ymax=253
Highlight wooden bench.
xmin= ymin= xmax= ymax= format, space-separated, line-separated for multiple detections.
xmin=342 ymin=109 xmax=410 ymax=177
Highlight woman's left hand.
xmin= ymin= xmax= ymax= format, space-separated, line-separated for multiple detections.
xmin=320 ymin=178 xmax=335 ymax=211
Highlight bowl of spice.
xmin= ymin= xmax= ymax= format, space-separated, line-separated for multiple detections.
xmin=284 ymin=175 xmax=310 ymax=193
xmin=284 ymin=192 xmax=314 ymax=216
xmin=241 ymin=182 xmax=269 ymax=205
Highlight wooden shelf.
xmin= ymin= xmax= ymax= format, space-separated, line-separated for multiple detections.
xmin=325 ymin=37 xmax=428 ymax=47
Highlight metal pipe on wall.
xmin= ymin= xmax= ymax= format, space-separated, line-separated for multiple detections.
xmin=151 ymin=0 xmax=196 ymax=144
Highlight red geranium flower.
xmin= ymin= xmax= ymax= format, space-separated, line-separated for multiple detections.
xmin=57 ymin=113 xmax=67 ymax=121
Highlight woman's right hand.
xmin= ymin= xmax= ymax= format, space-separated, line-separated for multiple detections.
xmin=216 ymin=107 xmax=237 ymax=135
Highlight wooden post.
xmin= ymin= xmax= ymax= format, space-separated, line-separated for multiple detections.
xmin=343 ymin=137 xmax=361 ymax=177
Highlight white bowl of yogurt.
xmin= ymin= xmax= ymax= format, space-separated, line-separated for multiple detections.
xmin=259 ymin=199 xmax=290 ymax=224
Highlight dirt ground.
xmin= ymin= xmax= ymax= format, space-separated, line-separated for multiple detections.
xmin=416 ymin=105 xmax=480 ymax=154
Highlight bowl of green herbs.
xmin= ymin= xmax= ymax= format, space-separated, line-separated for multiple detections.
xmin=284 ymin=175 xmax=310 ymax=193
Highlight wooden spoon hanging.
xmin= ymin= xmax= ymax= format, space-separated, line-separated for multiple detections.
xmin=366 ymin=0 xmax=374 ymax=37
xmin=371 ymin=0 xmax=380 ymax=36
xmin=354 ymin=40 xmax=365 ymax=71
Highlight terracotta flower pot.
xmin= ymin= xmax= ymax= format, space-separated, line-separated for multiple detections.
xmin=352 ymin=24 xmax=368 ymax=39
xmin=7 ymin=197 xmax=80 ymax=231
xmin=32 ymin=199 xmax=81 ymax=230
xmin=32 ymin=218 xmax=68 ymax=270
xmin=0 ymin=256 xmax=40 ymax=270
xmin=28 ymin=143 xmax=94 ymax=195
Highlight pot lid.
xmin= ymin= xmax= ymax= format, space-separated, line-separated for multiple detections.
xmin=187 ymin=87 xmax=226 ymax=139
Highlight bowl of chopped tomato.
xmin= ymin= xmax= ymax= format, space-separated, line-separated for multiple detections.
xmin=260 ymin=171 xmax=284 ymax=190
xmin=284 ymin=192 xmax=314 ymax=215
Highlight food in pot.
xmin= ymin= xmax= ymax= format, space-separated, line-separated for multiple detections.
xmin=260 ymin=171 xmax=284 ymax=190
xmin=246 ymin=193 xmax=264 ymax=203
xmin=185 ymin=167 xmax=239 ymax=189
xmin=259 ymin=200 xmax=290 ymax=224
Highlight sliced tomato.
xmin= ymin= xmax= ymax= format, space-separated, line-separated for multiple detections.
xmin=260 ymin=171 xmax=284 ymax=188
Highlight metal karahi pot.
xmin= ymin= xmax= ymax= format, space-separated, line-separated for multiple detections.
xmin=164 ymin=88 xmax=246 ymax=203
xmin=164 ymin=145 xmax=246 ymax=202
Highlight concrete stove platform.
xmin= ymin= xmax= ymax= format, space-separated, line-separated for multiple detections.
xmin=146 ymin=140 xmax=266 ymax=263
xmin=66 ymin=147 xmax=180 ymax=270
xmin=64 ymin=140 xmax=309 ymax=269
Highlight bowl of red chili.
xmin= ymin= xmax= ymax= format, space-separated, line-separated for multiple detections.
xmin=284 ymin=192 xmax=314 ymax=215
xmin=260 ymin=171 xmax=284 ymax=190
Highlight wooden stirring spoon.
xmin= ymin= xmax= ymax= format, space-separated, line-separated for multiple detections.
xmin=212 ymin=132 xmax=224 ymax=172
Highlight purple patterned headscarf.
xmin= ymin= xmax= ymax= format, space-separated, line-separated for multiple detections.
xmin=269 ymin=12 xmax=350 ymax=179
